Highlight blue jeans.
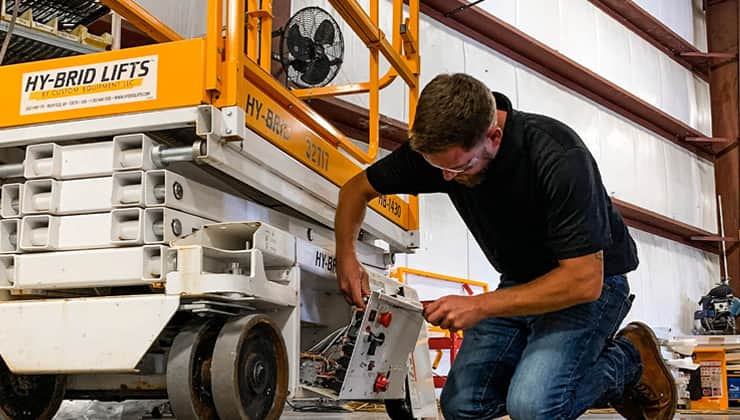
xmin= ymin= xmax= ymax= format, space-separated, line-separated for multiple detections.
xmin=440 ymin=274 xmax=642 ymax=420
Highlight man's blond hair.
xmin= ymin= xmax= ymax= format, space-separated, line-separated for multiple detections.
xmin=409 ymin=73 xmax=496 ymax=154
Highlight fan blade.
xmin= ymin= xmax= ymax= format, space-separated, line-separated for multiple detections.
xmin=287 ymin=25 xmax=314 ymax=61
xmin=301 ymin=55 xmax=332 ymax=86
xmin=314 ymin=20 xmax=335 ymax=45
xmin=289 ymin=59 xmax=308 ymax=73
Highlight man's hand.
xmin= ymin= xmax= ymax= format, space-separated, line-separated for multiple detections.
xmin=336 ymin=254 xmax=371 ymax=308
xmin=423 ymin=294 xmax=487 ymax=332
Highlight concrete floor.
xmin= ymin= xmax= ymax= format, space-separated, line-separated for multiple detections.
xmin=51 ymin=401 xmax=740 ymax=419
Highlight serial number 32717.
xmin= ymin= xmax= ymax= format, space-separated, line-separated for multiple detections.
xmin=305 ymin=139 xmax=329 ymax=172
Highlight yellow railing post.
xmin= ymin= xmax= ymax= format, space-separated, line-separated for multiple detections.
xmin=246 ymin=0 xmax=259 ymax=63
xmin=259 ymin=0 xmax=273 ymax=72
xmin=368 ymin=0 xmax=380 ymax=165
xmin=205 ymin=0 xmax=223 ymax=95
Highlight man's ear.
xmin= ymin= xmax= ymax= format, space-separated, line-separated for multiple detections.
xmin=487 ymin=125 xmax=503 ymax=147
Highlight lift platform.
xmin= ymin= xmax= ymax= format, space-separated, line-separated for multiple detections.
xmin=0 ymin=0 xmax=437 ymax=418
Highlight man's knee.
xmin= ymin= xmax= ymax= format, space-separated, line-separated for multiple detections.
xmin=507 ymin=387 xmax=574 ymax=420
xmin=440 ymin=381 xmax=503 ymax=420
xmin=439 ymin=384 xmax=471 ymax=420
xmin=439 ymin=387 xmax=462 ymax=420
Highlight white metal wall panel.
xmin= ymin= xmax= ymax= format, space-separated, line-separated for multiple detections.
xmin=135 ymin=0 xmax=206 ymax=39
xmin=632 ymin=0 xmax=706 ymax=50
xmin=692 ymin=0 xmax=709 ymax=52
xmin=659 ymin=55 xmax=692 ymax=125
xmin=517 ymin=0 xmax=561 ymax=52
xmin=628 ymin=31 xmax=663 ymax=109
xmin=633 ymin=0 xmax=661 ymax=21
xmin=597 ymin=113 xmax=638 ymax=202
xmin=660 ymin=0 xmax=694 ymax=44
xmin=691 ymin=74 xmax=713 ymax=136
xmin=515 ymin=68 xmax=601 ymax=159
xmin=697 ymin=158 xmax=717 ymax=231
xmin=664 ymin=142 xmax=699 ymax=226
xmin=461 ymin=39 xmax=518 ymax=108
xmin=625 ymin=229 xmax=720 ymax=335
xmin=394 ymin=194 xmax=500 ymax=291
xmin=405 ymin=194 xmax=468 ymax=279
xmin=559 ymin=0 xmax=599 ymax=71
xmin=595 ymin=8 xmax=634 ymax=93
xmin=477 ymin=0 xmax=516 ymax=27
xmin=633 ymin=129 xmax=669 ymax=217
xmin=418 ymin=14 xmax=467 ymax=91
xmin=466 ymin=233 xmax=500 ymax=289
xmin=455 ymin=0 xmax=711 ymax=134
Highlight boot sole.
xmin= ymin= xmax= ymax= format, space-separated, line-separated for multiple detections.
xmin=631 ymin=321 xmax=677 ymax=420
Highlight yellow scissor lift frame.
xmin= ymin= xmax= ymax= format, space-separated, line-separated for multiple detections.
xmin=0 ymin=0 xmax=420 ymax=245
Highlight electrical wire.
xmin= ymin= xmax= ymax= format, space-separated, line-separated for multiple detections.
xmin=307 ymin=325 xmax=345 ymax=352
xmin=285 ymin=400 xmax=351 ymax=413
xmin=320 ymin=324 xmax=350 ymax=355
xmin=0 ymin=0 xmax=20 ymax=66
xmin=444 ymin=0 xmax=487 ymax=17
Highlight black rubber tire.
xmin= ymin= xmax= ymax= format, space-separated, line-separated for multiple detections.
xmin=166 ymin=320 xmax=221 ymax=420
xmin=0 ymin=357 xmax=65 ymax=420
xmin=384 ymin=378 xmax=414 ymax=420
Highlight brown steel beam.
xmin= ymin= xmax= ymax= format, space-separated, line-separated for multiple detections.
xmin=271 ymin=0 xmax=291 ymax=80
xmin=307 ymin=97 xmax=407 ymax=150
xmin=708 ymin=0 xmax=740 ymax=288
xmin=588 ymin=0 xmax=711 ymax=81
xmin=418 ymin=0 xmax=714 ymax=160
xmin=614 ymin=198 xmax=720 ymax=254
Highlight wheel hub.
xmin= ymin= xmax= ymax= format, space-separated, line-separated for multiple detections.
xmin=10 ymin=374 xmax=34 ymax=396
xmin=245 ymin=355 xmax=268 ymax=394
xmin=211 ymin=314 xmax=289 ymax=420
xmin=238 ymin=331 xmax=279 ymax=417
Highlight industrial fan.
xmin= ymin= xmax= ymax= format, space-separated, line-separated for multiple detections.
xmin=280 ymin=7 xmax=344 ymax=88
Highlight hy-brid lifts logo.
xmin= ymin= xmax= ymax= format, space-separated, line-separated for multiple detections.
xmin=21 ymin=55 xmax=158 ymax=115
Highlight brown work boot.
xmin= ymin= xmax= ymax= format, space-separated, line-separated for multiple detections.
xmin=611 ymin=322 xmax=677 ymax=420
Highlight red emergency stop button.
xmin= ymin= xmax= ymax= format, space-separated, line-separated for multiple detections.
xmin=374 ymin=373 xmax=389 ymax=392
xmin=378 ymin=312 xmax=392 ymax=327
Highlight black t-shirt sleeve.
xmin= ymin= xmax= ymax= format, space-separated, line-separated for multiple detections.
xmin=365 ymin=142 xmax=448 ymax=195
xmin=541 ymin=147 xmax=612 ymax=260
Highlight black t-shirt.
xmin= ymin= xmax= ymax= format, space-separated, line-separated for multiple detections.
xmin=366 ymin=92 xmax=638 ymax=287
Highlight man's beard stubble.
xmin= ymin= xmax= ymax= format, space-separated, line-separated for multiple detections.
xmin=453 ymin=154 xmax=493 ymax=188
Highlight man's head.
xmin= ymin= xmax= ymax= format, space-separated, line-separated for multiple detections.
xmin=410 ymin=73 xmax=503 ymax=187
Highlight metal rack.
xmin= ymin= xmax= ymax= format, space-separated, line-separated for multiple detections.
xmin=4 ymin=0 xmax=109 ymax=29
xmin=0 ymin=0 xmax=107 ymax=64
xmin=0 ymin=19 xmax=99 ymax=64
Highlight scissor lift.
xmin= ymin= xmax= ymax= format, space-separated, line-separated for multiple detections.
xmin=0 ymin=0 xmax=437 ymax=418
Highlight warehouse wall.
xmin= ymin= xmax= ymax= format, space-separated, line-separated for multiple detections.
xmin=633 ymin=0 xmax=708 ymax=50
xmin=298 ymin=0 xmax=721 ymax=335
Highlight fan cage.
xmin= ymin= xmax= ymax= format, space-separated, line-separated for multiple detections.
xmin=280 ymin=6 xmax=344 ymax=89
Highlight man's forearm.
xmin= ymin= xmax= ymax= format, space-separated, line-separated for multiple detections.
xmin=479 ymin=263 xmax=603 ymax=318
xmin=335 ymin=174 xmax=375 ymax=258
xmin=335 ymin=194 xmax=366 ymax=258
